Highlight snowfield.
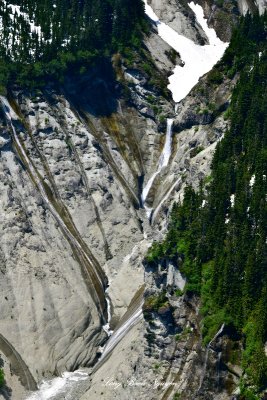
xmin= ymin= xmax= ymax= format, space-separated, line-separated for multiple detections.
xmin=143 ymin=1 xmax=228 ymax=103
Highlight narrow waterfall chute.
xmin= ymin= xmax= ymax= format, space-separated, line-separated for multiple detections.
xmin=198 ymin=323 xmax=225 ymax=392
xmin=159 ymin=118 xmax=174 ymax=169
xmin=141 ymin=119 xmax=174 ymax=206
xmin=98 ymin=304 xmax=143 ymax=363
xmin=103 ymin=290 xmax=113 ymax=337
xmin=94 ymin=287 xmax=145 ymax=372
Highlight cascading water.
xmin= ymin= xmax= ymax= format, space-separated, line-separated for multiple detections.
xmin=197 ymin=323 xmax=225 ymax=393
xmin=159 ymin=118 xmax=174 ymax=168
xmin=94 ymin=289 xmax=144 ymax=371
xmin=0 ymin=3 xmax=231 ymax=398
xmin=141 ymin=0 xmax=228 ymax=223
xmin=26 ymin=371 xmax=89 ymax=400
xmin=141 ymin=119 xmax=174 ymax=208
xmin=102 ymin=290 xmax=113 ymax=337
xmin=151 ymin=175 xmax=182 ymax=225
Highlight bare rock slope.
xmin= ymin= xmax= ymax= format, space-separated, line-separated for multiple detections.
xmin=1 ymin=0 xmax=264 ymax=399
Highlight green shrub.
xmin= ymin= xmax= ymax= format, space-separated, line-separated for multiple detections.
xmin=175 ymin=289 xmax=183 ymax=297
xmin=190 ymin=146 xmax=205 ymax=159
xmin=144 ymin=291 xmax=169 ymax=312
xmin=202 ymin=309 xmax=232 ymax=346
xmin=145 ymin=242 xmax=164 ymax=265
xmin=165 ymin=48 xmax=179 ymax=64
xmin=239 ymin=382 xmax=261 ymax=400
xmin=207 ymin=69 xmax=224 ymax=85
xmin=0 ymin=369 xmax=5 ymax=387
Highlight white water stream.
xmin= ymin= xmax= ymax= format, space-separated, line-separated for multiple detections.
xmin=95 ymin=299 xmax=144 ymax=369
xmin=102 ymin=290 xmax=113 ymax=337
xmin=1 ymin=3 xmax=230 ymax=399
xmin=151 ymin=176 xmax=182 ymax=225
xmin=141 ymin=118 xmax=174 ymax=207
xmin=142 ymin=0 xmax=228 ymax=221
xmin=198 ymin=323 xmax=225 ymax=392
xmin=26 ymin=371 xmax=88 ymax=400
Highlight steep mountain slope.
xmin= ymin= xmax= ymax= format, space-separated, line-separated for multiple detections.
xmin=0 ymin=1 xmax=265 ymax=400
xmin=141 ymin=8 xmax=267 ymax=400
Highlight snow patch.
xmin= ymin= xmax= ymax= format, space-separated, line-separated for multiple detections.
xmin=249 ymin=175 xmax=255 ymax=187
xmin=143 ymin=1 xmax=228 ymax=103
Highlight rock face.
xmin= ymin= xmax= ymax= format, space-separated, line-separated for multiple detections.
xmin=147 ymin=0 xmax=209 ymax=44
xmin=194 ymin=0 xmax=266 ymax=41
xmin=0 ymin=38 xmax=175 ymax=394
xmin=78 ymin=70 xmax=235 ymax=400
xmin=1 ymin=1 xmax=266 ymax=399
xmin=0 ymin=96 xmax=106 ymax=381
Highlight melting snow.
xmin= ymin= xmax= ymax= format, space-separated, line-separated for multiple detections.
xmin=143 ymin=1 xmax=228 ymax=102
xmin=250 ymin=175 xmax=256 ymax=187
xmin=2 ymin=0 xmax=42 ymax=36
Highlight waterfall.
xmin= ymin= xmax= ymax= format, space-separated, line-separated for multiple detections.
xmin=102 ymin=291 xmax=113 ymax=337
xmin=98 ymin=304 xmax=143 ymax=363
xmin=141 ymin=119 xmax=174 ymax=206
xmin=159 ymin=118 xmax=174 ymax=169
xmin=151 ymin=176 xmax=182 ymax=225
xmin=197 ymin=324 xmax=225 ymax=392
xmin=26 ymin=371 xmax=89 ymax=400
xmin=217 ymin=352 xmax=222 ymax=389
xmin=94 ymin=288 xmax=144 ymax=372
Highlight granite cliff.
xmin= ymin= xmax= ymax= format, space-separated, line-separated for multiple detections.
xmin=0 ymin=1 xmax=265 ymax=399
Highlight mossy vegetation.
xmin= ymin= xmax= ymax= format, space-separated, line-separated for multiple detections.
xmin=0 ymin=369 xmax=5 ymax=387
xmin=144 ymin=291 xmax=169 ymax=313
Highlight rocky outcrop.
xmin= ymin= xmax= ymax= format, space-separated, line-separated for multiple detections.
xmin=2 ymin=0 xmax=261 ymax=399
xmin=194 ymin=0 xmax=267 ymax=41
xmin=76 ymin=70 xmax=237 ymax=400
xmin=141 ymin=260 xmax=242 ymax=400
xmin=0 ymin=36 xmax=174 ymax=394
xmin=193 ymin=0 xmax=240 ymax=42
xmin=147 ymin=0 xmax=209 ymax=44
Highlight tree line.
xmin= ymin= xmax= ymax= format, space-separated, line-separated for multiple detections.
xmin=0 ymin=0 xmax=147 ymax=90
xmin=146 ymin=11 xmax=267 ymax=398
